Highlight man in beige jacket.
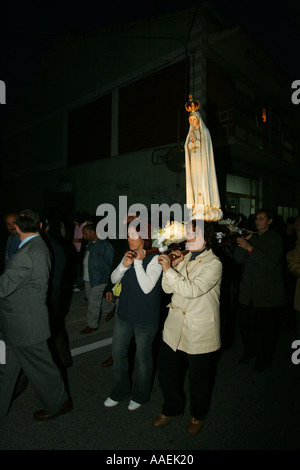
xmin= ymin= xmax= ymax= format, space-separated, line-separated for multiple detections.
xmin=153 ymin=220 xmax=222 ymax=434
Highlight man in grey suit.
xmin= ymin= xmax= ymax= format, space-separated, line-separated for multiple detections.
xmin=0 ymin=209 xmax=72 ymax=421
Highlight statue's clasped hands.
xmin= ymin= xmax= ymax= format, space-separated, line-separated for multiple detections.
xmin=190 ymin=130 xmax=196 ymax=143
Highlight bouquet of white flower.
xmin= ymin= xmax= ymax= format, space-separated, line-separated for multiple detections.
xmin=151 ymin=221 xmax=186 ymax=252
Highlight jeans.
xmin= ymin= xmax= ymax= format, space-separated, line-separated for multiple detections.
xmin=110 ymin=315 xmax=158 ymax=404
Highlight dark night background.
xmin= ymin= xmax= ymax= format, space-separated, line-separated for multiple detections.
xmin=0 ymin=1 xmax=299 ymax=454
xmin=1 ymin=0 xmax=300 ymax=123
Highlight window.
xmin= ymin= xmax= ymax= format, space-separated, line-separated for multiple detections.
xmin=225 ymin=174 xmax=257 ymax=217
xmin=277 ymin=206 xmax=299 ymax=222
xmin=67 ymin=93 xmax=112 ymax=166
xmin=118 ymin=60 xmax=188 ymax=154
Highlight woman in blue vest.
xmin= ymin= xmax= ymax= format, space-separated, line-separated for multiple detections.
xmin=104 ymin=221 xmax=162 ymax=411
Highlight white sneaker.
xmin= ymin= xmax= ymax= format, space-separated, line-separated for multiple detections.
xmin=128 ymin=400 xmax=141 ymax=411
xmin=104 ymin=397 xmax=119 ymax=408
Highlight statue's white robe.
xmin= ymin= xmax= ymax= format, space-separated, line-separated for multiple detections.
xmin=184 ymin=111 xmax=223 ymax=221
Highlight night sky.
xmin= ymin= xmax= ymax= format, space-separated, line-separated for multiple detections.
xmin=1 ymin=0 xmax=300 ymax=121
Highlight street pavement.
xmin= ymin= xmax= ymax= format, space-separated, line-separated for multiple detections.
xmin=0 ymin=289 xmax=299 ymax=455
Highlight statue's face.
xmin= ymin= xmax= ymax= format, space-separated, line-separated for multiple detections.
xmin=189 ymin=115 xmax=199 ymax=129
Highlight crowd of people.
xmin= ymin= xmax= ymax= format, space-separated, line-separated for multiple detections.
xmin=0 ymin=207 xmax=299 ymax=434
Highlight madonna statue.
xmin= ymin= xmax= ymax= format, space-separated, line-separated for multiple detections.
xmin=184 ymin=96 xmax=223 ymax=222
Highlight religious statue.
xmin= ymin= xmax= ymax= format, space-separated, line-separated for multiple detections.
xmin=184 ymin=95 xmax=223 ymax=221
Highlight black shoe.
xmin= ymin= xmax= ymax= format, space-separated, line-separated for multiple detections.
xmin=80 ymin=326 xmax=98 ymax=334
xmin=101 ymin=356 xmax=114 ymax=367
xmin=34 ymin=399 xmax=73 ymax=421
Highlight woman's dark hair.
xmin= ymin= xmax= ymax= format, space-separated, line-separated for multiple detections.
xmin=190 ymin=220 xmax=215 ymax=249
xmin=16 ymin=210 xmax=40 ymax=233
xmin=73 ymin=212 xmax=87 ymax=225
xmin=127 ymin=221 xmax=152 ymax=250
xmin=86 ymin=215 xmax=101 ymax=226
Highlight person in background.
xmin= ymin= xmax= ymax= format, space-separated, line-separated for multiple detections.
xmin=0 ymin=210 xmax=72 ymax=421
xmin=2 ymin=211 xmax=29 ymax=401
xmin=286 ymin=215 xmax=300 ymax=345
xmin=42 ymin=216 xmax=73 ymax=371
xmin=4 ymin=212 xmax=21 ymax=267
xmin=85 ymin=215 xmax=117 ymax=323
xmin=282 ymin=216 xmax=298 ymax=334
xmin=234 ymin=208 xmax=285 ymax=372
xmin=80 ymin=224 xmax=114 ymax=334
xmin=72 ymin=212 xmax=86 ymax=292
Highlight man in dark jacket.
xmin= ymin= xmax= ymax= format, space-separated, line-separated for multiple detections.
xmin=0 ymin=210 xmax=72 ymax=421
xmin=3 ymin=211 xmax=29 ymax=400
xmin=234 ymin=208 xmax=285 ymax=372
xmin=80 ymin=224 xmax=114 ymax=334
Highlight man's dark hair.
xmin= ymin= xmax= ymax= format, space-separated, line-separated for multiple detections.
xmin=82 ymin=223 xmax=96 ymax=233
xmin=16 ymin=210 xmax=40 ymax=233
xmin=256 ymin=208 xmax=274 ymax=220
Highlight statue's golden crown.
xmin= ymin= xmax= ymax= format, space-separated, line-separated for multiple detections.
xmin=185 ymin=94 xmax=200 ymax=113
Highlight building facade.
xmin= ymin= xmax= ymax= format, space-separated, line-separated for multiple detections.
xmin=1 ymin=4 xmax=299 ymax=228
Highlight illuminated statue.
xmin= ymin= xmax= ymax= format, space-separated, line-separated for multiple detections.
xmin=184 ymin=95 xmax=223 ymax=221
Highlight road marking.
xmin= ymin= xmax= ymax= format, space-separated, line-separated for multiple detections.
xmin=71 ymin=337 xmax=112 ymax=357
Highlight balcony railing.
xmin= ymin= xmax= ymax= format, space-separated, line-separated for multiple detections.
xmin=211 ymin=107 xmax=298 ymax=164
